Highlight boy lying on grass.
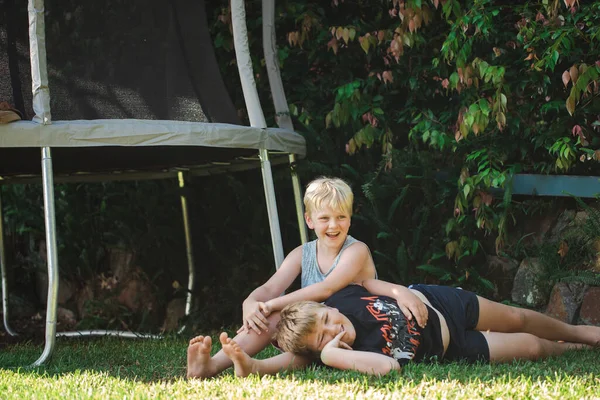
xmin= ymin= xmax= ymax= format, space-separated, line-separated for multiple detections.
xmin=187 ymin=177 xmax=428 ymax=378
xmin=218 ymin=280 xmax=600 ymax=376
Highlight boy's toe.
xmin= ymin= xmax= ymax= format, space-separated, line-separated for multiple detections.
xmin=219 ymin=332 xmax=230 ymax=344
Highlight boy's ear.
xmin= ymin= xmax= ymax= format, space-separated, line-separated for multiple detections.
xmin=304 ymin=212 xmax=314 ymax=229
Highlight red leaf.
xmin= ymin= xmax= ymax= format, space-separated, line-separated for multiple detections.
xmin=382 ymin=70 xmax=394 ymax=84
xmin=327 ymin=37 xmax=339 ymax=54
xmin=569 ymin=65 xmax=579 ymax=85
xmin=558 ymin=241 xmax=569 ymax=258
xmin=562 ymin=70 xmax=571 ymax=87
xmin=480 ymin=192 xmax=493 ymax=206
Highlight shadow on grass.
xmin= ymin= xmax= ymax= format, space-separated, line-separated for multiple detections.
xmin=0 ymin=335 xmax=191 ymax=383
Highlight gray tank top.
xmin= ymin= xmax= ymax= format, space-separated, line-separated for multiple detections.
xmin=301 ymin=235 xmax=377 ymax=288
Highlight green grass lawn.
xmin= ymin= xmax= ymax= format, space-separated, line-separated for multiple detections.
xmin=1 ymin=335 xmax=599 ymax=399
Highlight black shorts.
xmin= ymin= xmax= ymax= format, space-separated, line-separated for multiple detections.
xmin=409 ymin=284 xmax=490 ymax=363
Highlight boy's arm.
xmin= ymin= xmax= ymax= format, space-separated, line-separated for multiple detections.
xmin=251 ymin=353 xmax=313 ymax=376
xmin=242 ymin=246 xmax=302 ymax=333
xmin=362 ymin=279 xmax=428 ymax=328
xmin=320 ymin=332 xmax=400 ymax=375
xmin=264 ymin=242 xmax=371 ymax=312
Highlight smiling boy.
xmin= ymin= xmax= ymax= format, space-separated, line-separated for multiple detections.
xmin=187 ymin=178 xmax=428 ymax=379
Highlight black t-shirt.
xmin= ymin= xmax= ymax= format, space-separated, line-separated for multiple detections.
xmin=324 ymin=285 xmax=444 ymax=366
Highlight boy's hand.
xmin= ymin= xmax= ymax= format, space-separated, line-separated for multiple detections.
xmin=320 ymin=331 xmax=352 ymax=366
xmin=395 ymin=287 xmax=428 ymax=328
xmin=322 ymin=331 xmax=352 ymax=352
xmin=241 ymin=299 xmax=269 ymax=335
xmin=258 ymin=301 xmax=272 ymax=317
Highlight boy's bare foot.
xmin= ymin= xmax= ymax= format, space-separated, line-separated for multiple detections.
xmin=577 ymin=325 xmax=600 ymax=347
xmin=186 ymin=335 xmax=217 ymax=379
xmin=220 ymin=332 xmax=258 ymax=377
xmin=561 ymin=342 xmax=591 ymax=351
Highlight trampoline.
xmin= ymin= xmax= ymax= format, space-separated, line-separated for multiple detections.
xmin=0 ymin=0 xmax=307 ymax=365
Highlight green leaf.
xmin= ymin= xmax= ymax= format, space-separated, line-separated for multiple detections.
xmin=376 ymin=231 xmax=391 ymax=239
xmin=348 ymin=28 xmax=356 ymax=41
xmin=551 ymin=50 xmax=559 ymax=68
xmin=478 ymin=277 xmax=496 ymax=291
xmin=445 ymin=219 xmax=456 ymax=236
xmin=478 ymin=60 xmax=489 ymax=78
xmin=417 ymin=264 xmax=454 ymax=279
xmin=469 ymin=103 xmax=480 ymax=114
xmin=500 ymin=93 xmax=507 ymax=109
xmin=471 ymin=239 xmax=479 ymax=254
xmin=479 ymin=99 xmax=490 ymax=116
xmin=449 ymin=72 xmax=459 ymax=88
xmin=387 ymin=187 xmax=409 ymax=223
xmin=566 ymin=95 xmax=576 ymax=116
xmin=423 ymin=130 xmax=430 ymax=143
xmin=465 ymin=114 xmax=474 ymax=127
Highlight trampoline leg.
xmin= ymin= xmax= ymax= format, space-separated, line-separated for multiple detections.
xmin=177 ymin=172 xmax=195 ymax=333
xmin=32 ymin=147 xmax=59 ymax=367
xmin=0 ymin=190 xmax=18 ymax=336
xmin=259 ymin=149 xmax=285 ymax=268
xmin=262 ymin=0 xmax=306 ymax=245
xmin=231 ymin=0 xmax=285 ymax=268
xmin=288 ymin=154 xmax=308 ymax=244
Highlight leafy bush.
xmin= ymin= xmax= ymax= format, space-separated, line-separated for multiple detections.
xmin=207 ymin=0 xmax=600 ymax=290
xmin=6 ymin=1 xmax=600 ymax=332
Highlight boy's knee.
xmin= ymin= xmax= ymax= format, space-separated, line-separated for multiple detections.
xmin=507 ymin=307 xmax=527 ymax=331
xmin=524 ymin=335 xmax=546 ymax=360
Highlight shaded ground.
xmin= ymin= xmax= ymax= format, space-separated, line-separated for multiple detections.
xmin=0 ymin=317 xmax=47 ymax=349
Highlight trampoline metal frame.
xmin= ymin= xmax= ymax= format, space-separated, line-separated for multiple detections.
xmin=0 ymin=0 xmax=306 ymax=366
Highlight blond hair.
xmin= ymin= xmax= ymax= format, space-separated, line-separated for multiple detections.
xmin=303 ymin=177 xmax=353 ymax=216
xmin=275 ymin=301 xmax=326 ymax=357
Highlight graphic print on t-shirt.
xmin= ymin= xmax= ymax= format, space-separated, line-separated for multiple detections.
xmin=360 ymin=295 xmax=422 ymax=362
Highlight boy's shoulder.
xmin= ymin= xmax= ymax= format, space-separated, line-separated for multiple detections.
xmin=339 ymin=237 xmax=371 ymax=256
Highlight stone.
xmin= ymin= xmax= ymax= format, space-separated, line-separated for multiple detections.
xmin=545 ymin=282 xmax=586 ymax=324
xmin=108 ymin=247 xmax=135 ymax=283
xmin=579 ymin=286 xmax=600 ymax=326
xmin=574 ymin=210 xmax=588 ymax=225
xmin=522 ymin=213 xmax=556 ymax=246
xmin=75 ymin=282 xmax=94 ymax=319
xmin=481 ymin=255 xmax=519 ymax=300
xmin=511 ymin=258 xmax=550 ymax=307
xmin=117 ymin=269 xmax=156 ymax=313
xmin=591 ymin=238 xmax=600 ymax=273
xmin=547 ymin=210 xmax=576 ymax=242
xmin=36 ymin=271 xmax=74 ymax=305
xmin=161 ymin=298 xmax=186 ymax=333
xmin=57 ymin=307 xmax=77 ymax=329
